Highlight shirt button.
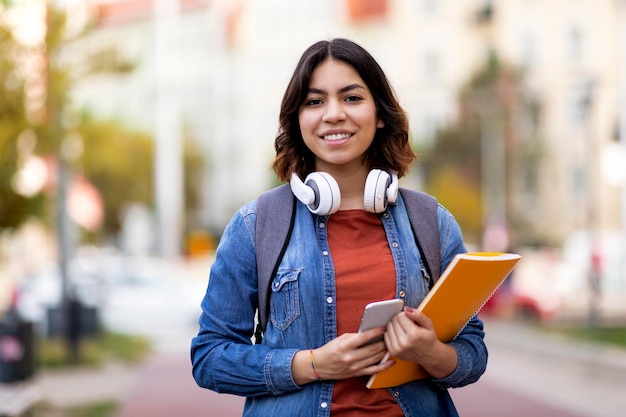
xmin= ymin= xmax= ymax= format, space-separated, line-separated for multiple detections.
xmin=321 ymin=402 xmax=328 ymax=408
xmin=383 ymin=213 xmax=389 ymax=218
xmin=392 ymin=242 xmax=399 ymax=248
xmin=322 ymin=250 xmax=329 ymax=256
xmin=319 ymin=222 xmax=326 ymax=228
xmin=399 ymin=291 xmax=406 ymax=298
xmin=394 ymin=391 xmax=400 ymax=397
xmin=326 ymin=297 xmax=333 ymax=304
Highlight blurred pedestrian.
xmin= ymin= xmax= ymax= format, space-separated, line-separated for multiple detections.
xmin=191 ymin=38 xmax=487 ymax=416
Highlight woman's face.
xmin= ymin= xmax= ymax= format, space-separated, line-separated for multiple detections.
xmin=298 ymin=59 xmax=383 ymax=173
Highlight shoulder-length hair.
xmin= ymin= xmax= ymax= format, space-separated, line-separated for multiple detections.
xmin=272 ymin=38 xmax=416 ymax=182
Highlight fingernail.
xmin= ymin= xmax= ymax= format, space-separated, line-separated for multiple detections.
xmin=405 ymin=306 xmax=415 ymax=313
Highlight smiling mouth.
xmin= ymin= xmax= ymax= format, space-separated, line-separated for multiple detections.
xmin=322 ymin=133 xmax=353 ymax=141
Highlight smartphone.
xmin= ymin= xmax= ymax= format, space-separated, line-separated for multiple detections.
xmin=358 ymin=299 xmax=404 ymax=345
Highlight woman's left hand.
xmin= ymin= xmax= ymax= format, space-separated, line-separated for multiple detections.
xmin=384 ymin=306 xmax=458 ymax=379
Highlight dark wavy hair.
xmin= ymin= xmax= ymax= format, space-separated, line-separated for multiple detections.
xmin=272 ymin=38 xmax=416 ymax=182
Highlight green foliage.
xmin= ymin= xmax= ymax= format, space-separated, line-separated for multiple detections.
xmin=419 ymin=84 xmax=484 ymax=244
xmin=426 ymin=167 xmax=482 ymax=244
xmin=0 ymin=5 xmax=74 ymax=233
xmin=0 ymin=5 xmax=205 ymax=243
xmin=96 ymin=330 xmax=152 ymax=363
xmin=0 ymin=20 xmax=41 ymax=231
xmin=78 ymin=117 xmax=154 ymax=235
xmin=36 ymin=400 xmax=118 ymax=417
xmin=32 ymin=7 xmax=73 ymax=156
xmin=556 ymin=326 xmax=626 ymax=349
xmin=419 ymin=54 xmax=545 ymax=247
xmin=77 ymin=116 xmax=206 ymax=240
xmin=38 ymin=330 xmax=151 ymax=368
xmin=182 ymin=133 xmax=206 ymax=229
xmin=66 ymin=401 xmax=118 ymax=417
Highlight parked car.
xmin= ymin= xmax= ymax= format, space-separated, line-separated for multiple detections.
xmin=99 ymin=255 xmax=207 ymax=341
xmin=13 ymin=253 xmax=104 ymax=337
xmin=13 ymin=247 xmax=208 ymax=344
xmin=483 ymin=231 xmax=626 ymax=324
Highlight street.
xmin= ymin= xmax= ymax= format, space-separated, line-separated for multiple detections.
xmin=452 ymin=379 xmax=589 ymax=417
xmin=472 ymin=319 xmax=626 ymax=417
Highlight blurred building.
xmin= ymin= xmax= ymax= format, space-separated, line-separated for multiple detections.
xmin=12 ymin=0 xmax=625 ymax=249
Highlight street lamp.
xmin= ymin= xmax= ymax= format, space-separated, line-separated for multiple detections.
xmin=154 ymin=0 xmax=183 ymax=259
xmin=617 ymin=0 xmax=626 ymax=294
xmin=57 ymin=132 xmax=83 ymax=364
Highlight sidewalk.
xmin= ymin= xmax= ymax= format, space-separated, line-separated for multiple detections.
xmin=36 ymin=330 xmax=247 ymax=416
xmin=113 ymin=352 xmax=244 ymax=417
xmin=474 ymin=319 xmax=626 ymax=417
xmin=37 ymin=361 xmax=136 ymax=410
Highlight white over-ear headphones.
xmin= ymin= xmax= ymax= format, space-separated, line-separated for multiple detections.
xmin=290 ymin=169 xmax=398 ymax=215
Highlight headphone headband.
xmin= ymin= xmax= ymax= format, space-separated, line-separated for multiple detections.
xmin=290 ymin=170 xmax=397 ymax=215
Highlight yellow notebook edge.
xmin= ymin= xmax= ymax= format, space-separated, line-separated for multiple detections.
xmin=416 ymin=252 xmax=521 ymax=312
xmin=366 ymin=252 xmax=522 ymax=389
xmin=446 ymin=255 xmax=521 ymax=340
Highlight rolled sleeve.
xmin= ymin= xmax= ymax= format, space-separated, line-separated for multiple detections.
xmin=265 ymin=349 xmax=302 ymax=395
xmin=433 ymin=316 xmax=488 ymax=388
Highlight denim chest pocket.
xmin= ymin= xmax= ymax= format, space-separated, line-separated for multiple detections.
xmin=270 ymin=268 xmax=302 ymax=330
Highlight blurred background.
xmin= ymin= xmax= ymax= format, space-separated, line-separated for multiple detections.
xmin=1 ymin=0 xmax=626 ymax=416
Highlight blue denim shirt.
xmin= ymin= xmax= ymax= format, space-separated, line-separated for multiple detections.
xmin=191 ymin=193 xmax=488 ymax=417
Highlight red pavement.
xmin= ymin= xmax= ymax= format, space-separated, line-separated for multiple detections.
xmin=115 ymin=351 xmax=589 ymax=417
xmin=114 ymin=352 xmax=245 ymax=417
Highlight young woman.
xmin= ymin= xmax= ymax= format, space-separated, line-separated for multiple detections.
xmin=191 ymin=38 xmax=487 ymax=416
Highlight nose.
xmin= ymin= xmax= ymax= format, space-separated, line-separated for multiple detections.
xmin=322 ymin=99 xmax=346 ymax=123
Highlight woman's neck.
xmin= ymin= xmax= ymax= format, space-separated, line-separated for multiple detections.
xmin=331 ymin=169 xmax=369 ymax=211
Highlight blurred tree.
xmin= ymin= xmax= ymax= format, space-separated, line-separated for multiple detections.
xmin=31 ymin=7 xmax=71 ymax=157
xmin=1 ymin=1 xmax=204 ymax=365
xmin=420 ymin=54 xmax=545 ymax=247
xmin=0 ymin=4 xmax=204 ymax=243
xmin=0 ymin=18 xmax=46 ymax=232
xmin=78 ymin=117 xmax=204 ymax=241
xmin=181 ymin=130 xmax=205 ymax=232
xmin=78 ymin=117 xmax=153 ymax=237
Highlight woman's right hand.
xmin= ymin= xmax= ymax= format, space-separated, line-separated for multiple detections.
xmin=291 ymin=327 xmax=396 ymax=385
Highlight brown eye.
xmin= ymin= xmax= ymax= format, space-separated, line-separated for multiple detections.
xmin=345 ymin=95 xmax=362 ymax=102
xmin=304 ymin=98 xmax=323 ymax=106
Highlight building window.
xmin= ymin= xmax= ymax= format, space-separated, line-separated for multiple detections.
xmin=422 ymin=50 xmax=439 ymax=82
xmin=422 ymin=0 xmax=438 ymax=14
xmin=521 ymin=34 xmax=536 ymax=70
xmin=572 ymin=164 xmax=587 ymax=202
xmin=568 ymin=26 xmax=584 ymax=67
xmin=568 ymin=78 xmax=594 ymax=127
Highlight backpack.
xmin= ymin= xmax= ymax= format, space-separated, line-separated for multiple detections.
xmin=254 ymin=184 xmax=440 ymax=343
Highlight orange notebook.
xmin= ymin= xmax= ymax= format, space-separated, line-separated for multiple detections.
xmin=366 ymin=252 xmax=521 ymax=389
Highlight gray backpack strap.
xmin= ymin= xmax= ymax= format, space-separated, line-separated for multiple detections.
xmin=255 ymin=184 xmax=296 ymax=342
xmin=399 ymin=188 xmax=441 ymax=284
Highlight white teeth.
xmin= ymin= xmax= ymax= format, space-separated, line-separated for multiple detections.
xmin=324 ymin=133 xmax=352 ymax=141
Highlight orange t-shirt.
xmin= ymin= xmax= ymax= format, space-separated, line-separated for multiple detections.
xmin=327 ymin=210 xmax=404 ymax=417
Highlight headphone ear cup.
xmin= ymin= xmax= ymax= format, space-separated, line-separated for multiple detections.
xmin=303 ymin=172 xmax=341 ymax=215
xmin=387 ymin=172 xmax=399 ymax=204
xmin=364 ymin=169 xmax=391 ymax=213
xmin=290 ymin=172 xmax=315 ymax=206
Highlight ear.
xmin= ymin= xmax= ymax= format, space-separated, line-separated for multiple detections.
xmin=377 ymin=118 xmax=385 ymax=128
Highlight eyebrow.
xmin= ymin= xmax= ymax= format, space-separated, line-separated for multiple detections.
xmin=307 ymin=83 xmax=365 ymax=95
